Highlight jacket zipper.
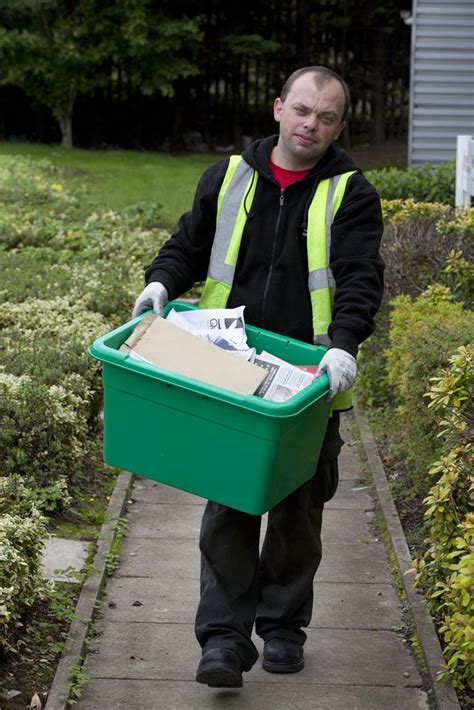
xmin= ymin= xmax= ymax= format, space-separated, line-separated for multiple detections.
xmin=260 ymin=188 xmax=285 ymax=327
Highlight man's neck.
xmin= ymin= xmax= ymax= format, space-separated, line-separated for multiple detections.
xmin=270 ymin=143 xmax=318 ymax=172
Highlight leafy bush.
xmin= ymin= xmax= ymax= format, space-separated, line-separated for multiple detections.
xmin=381 ymin=200 xmax=473 ymax=302
xmin=357 ymin=205 xmax=474 ymax=410
xmin=0 ymin=297 xmax=109 ymax=418
xmin=367 ymin=161 xmax=456 ymax=205
xmin=0 ymin=505 xmax=47 ymax=654
xmin=414 ymin=345 xmax=474 ymax=691
xmin=0 ymin=371 xmax=87 ymax=510
xmin=382 ymin=285 xmax=474 ymax=500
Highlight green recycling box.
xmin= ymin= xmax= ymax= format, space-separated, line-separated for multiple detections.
xmin=88 ymin=301 xmax=331 ymax=515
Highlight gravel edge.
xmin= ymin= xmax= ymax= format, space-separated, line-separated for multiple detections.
xmin=44 ymin=470 xmax=134 ymax=710
xmin=353 ymin=406 xmax=461 ymax=710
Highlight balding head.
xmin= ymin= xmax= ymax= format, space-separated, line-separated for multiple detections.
xmin=280 ymin=66 xmax=351 ymax=122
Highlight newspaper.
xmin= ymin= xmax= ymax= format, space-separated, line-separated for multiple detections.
xmin=166 ymin=306 xmax=256 ymax=361
xmin=161 ymin=307 xmax=318 ymax=402
xmin=254 ymin=351 xmax=316 ymax=402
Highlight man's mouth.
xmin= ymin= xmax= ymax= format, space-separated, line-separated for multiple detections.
xmin=295 ymin=134 xmax=316 ymax=146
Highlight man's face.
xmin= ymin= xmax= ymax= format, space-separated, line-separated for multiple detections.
xmin=273 ymin=73 xmax=347 ymax=170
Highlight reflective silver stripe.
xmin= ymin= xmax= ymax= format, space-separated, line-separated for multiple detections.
xmin=325 ymin=175 xmax=340 ymax=267
xmin=308 ymin=267 xmax=335 ymax=290
xmin=208 ymin=160 xmax=254 ymax=284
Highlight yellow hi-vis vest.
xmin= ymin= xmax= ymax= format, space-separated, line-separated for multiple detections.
xmin=200 ymin=155 xmax=357 ymax=411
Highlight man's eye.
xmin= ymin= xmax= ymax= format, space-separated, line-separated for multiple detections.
xmin=294 ymin=107 xmax=306 ymax=114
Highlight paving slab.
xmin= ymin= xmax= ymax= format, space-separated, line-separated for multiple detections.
xmin=316 ymin=541 xmax=392 ymax=584
xmin=116 ymin=537 xmax=390 ymax=585
xmin=124 ymin=505 xmax=375 ymax=543
xmin=311 ymin=581 xmax=403 ymax=629
xmin=325 ymin=479 xmax=373 ymax=510
xmin=85 ymin=623 xmax=421 ymax=688
xmin=125 ymin=503 xmax=204 ymax=538
xmin=77 ymin=678 xmax=429 ymax=710
xmin=132 ymin=480 xmax=205 ymax=506
xmin=321 ymin=508 xmax=375 ymax=543
xmin=101 ymin=577 xmax=400 ymax=630
xmin=41 ymin=537 xmax=90 ymax=582
xmin=102 ymin=576 xmax=199 ymax=624
xmin=117 ymin=536 xmax=201 ymax=579
xmin=338 ymin=452 xmax=365 ymax=481
xmin=132 ymin=474 xmax=371 ymax=509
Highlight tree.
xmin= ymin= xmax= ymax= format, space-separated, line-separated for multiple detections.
xmin=0 ymin=0 xmax=202 ymax=147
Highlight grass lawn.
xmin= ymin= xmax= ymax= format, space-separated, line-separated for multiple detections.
xmin=0 ymin=142 xmax=220 ymax=225
xmin=0 ymin=139 xmax=407 ymax=225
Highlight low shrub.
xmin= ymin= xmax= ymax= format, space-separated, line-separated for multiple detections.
xmin=414 ymin=345 xmax=474 ymax=692
xmin=380 ymin=200 xmax=473 ymax=302
xmin=0 ymin=505 xmax=48 ymax=655
xmin=382 ymin=285 xmax=474 ymax=501
xmin=367 ymin=161 xmax=456 ymax=205
xmin=0 ymin=297 xmax=109 ymax=419
xmin=358 ymin=206 xmax=474 ymax=411
xmin=0 ymin=250 xmax=143 ymax=326
xmin=0 ymin=156 xmax=84 ymax=210
xmin=0 ymin=371 xmax=87 ymax=511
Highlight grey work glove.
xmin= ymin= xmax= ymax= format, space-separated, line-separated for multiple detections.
xmin=132 ymin=282 xmax=168 ymax=318
xmin=317 ymin=348 xmax=358 ymax=402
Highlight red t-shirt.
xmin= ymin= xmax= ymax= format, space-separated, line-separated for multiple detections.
xmin=269 ymin=158 xmax=313 ymax=189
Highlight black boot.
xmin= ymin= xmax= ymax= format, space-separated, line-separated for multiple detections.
xmin=262 ymin=638 xmax=305 ymax=673
xmin=196 ymin=648 xmax=243 ymax=688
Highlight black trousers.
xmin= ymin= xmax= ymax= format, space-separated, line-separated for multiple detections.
xmin=195 ymin=413 xmax=343 ymax=671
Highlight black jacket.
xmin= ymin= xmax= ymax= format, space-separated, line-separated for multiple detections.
xmin=145 ymin=136 xmax=384 ymax=357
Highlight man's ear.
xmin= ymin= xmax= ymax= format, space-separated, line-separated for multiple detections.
xmin=334 ymin=120 xmax=347 ymax=141
xmin=273 ymin=98 xmax=283 ymax=123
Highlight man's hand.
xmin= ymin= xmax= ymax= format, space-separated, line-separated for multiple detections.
xmin=132 ymin=282 xmax=168 ymax=318
xmin=317 ymin=348 xmax=357 ymax=402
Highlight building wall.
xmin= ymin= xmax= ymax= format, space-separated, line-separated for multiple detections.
xmin=408 ymin=0 xmax=474 ymax=165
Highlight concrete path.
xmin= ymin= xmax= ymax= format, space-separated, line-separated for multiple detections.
xmin=77 ymin=415 xmax=430 ymax=709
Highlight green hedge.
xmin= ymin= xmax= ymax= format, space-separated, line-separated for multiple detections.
xmin=358 ymin=202 xmax=474 ymax=410
xmin=366 ymin=161 xmax=456 ymax=205
xmin=382 ymin=286 xmax=474 ymax=500
xmin=414 ymin=346 xmax=473 ymax=691
xmin=356 ymin=200 xmax=473 ymax=695
xmin=0 ymin=503 xmax=47 ymax=654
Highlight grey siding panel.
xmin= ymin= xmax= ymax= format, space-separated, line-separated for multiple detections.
xmin=417 ymin=5 xmax=474 ymax=14
xmin=413 ymin=150 xmax=458 ymax=162
xmin=418 ymin=29 xmax=474 ymax=38
xmin=415 ymin=96 xmax=474 ymax=106
xmin=409 ymin=0 xmax=474 ymax=165
xmin=414 ymin=107 xmax=474 ymax=116
xmin=414 ymin=17 xmax=474 ymax=25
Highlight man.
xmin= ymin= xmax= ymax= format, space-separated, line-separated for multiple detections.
xmin=133 ymin=66 xmax=384 ymax=688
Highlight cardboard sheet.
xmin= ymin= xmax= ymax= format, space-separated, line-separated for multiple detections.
xmin=120 ymin=315 xmax=266 ymax=396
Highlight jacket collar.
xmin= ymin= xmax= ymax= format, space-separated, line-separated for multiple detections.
xmin=242 ymin=134 xmax=361 ymax=182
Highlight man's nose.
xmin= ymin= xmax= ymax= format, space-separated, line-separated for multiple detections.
xmin=303 ymin=114 xmax=318 ymax=130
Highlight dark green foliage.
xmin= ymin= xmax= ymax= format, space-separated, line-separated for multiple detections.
xmin=366 ymin=162 xmax=456 ymax=205
xmin=383 ymin=286 xmax=474 ymax=501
